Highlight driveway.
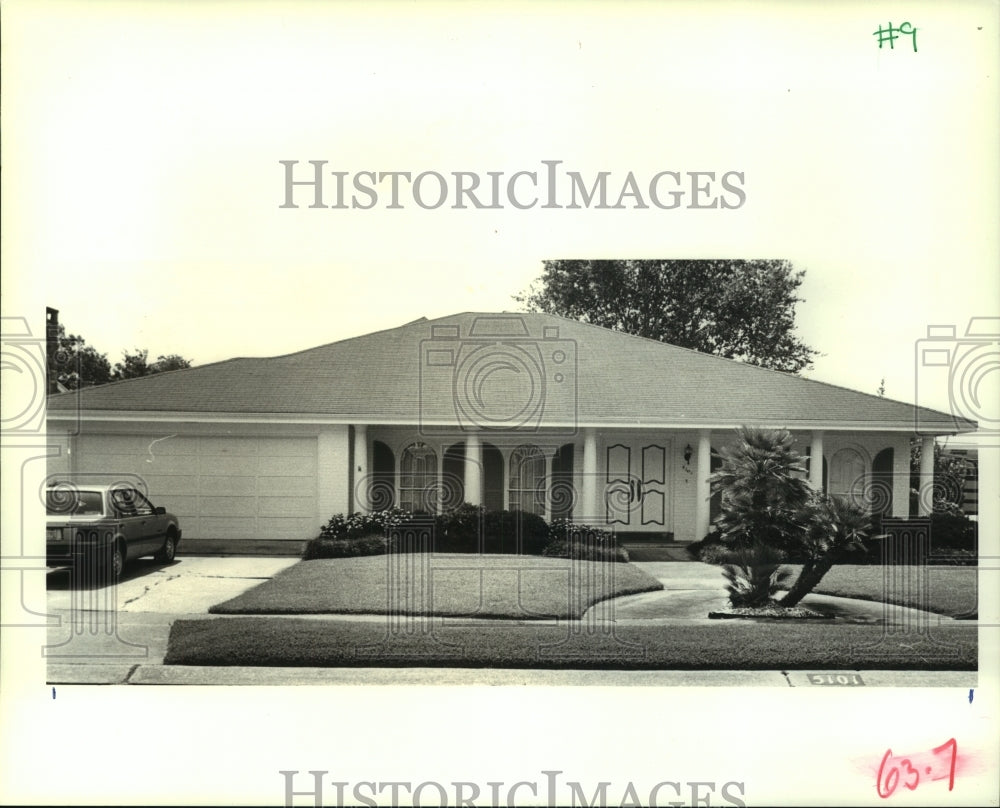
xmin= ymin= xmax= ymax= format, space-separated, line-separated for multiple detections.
xmin=45 ymin=555 xmax=299 ymax=680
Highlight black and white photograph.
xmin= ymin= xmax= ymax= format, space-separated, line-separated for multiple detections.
xmin=2 ymin=2 xmax=998 ymax=806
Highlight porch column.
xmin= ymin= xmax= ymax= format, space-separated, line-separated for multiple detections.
xmin=464 ymin=433 xmax=482 ymax=506
xmin=353 ymin=425 xmax=369 ymax=513
xmin=891 ymin=436 xmax=911 ymax=518
xmin=695 ymin=430 xmax=712 ymax=540
xmin=318 ymin=426 xmax=351 ymax=519
xmin=581 ymin=428 xmax=598 ymax=523
xmin=918 ymin=436 xmax=935 ymax=516
xmin=809 ymin=430 xmax=824 ymax=491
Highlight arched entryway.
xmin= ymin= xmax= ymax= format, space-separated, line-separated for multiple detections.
xmin=371 ymin=440 xmax=395 ymax=510
xmin=550 ymin=443 xmax=575 ymax=520
xmin=482 ymin=442 xmax=504 ymax=511
xmin=870 ymin=447 xmax=894 ymax=525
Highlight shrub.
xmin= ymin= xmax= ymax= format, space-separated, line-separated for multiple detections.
xmin=929 ymin=512 xmax=977 ymax=550
xmin=541 ymin=519 xmax=627 ymax=562
xmin=302 ymin=532 xmax=393 ymax=560
xmin=434 ymin=503 xmax=486 ymax=552
xmin=316 ymin=508 xmax=415 ymax=542
xmin=541 ymin=540 xmax=629 ymax=563
xmin=480 ymin=509 xmax=550 ymax=554
xmin=719 ymin=544 xmax=791 ymax=608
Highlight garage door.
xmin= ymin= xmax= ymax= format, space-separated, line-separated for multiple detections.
xmin=71 ymin=434 xmax=319 ymax=543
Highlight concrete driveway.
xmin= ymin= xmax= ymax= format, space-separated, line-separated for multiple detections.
xmin=45 ymin=555 xmax=299 ymax=681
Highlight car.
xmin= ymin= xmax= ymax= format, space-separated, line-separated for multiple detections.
xmin=46 ymin=483 xmax=182 ymax=581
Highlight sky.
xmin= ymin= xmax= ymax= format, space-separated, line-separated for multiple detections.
xmin=2 ymin=1 xmax=999 ymax=805
xmin=3 ymin=1 xmax=996 ymax=426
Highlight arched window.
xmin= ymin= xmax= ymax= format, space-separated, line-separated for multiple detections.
xmin=830 ymin=447 xmax=868 ymax=507
xmin=399 ymin=442 xmax=438 ymax=513
xmin=509 ymin=444 xmax=545 ymax=516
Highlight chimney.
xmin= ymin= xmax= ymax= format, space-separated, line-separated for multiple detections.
xmin=46 ymin=307 xmax=60 ymax=393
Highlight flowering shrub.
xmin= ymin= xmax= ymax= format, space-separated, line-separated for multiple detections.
xmin=543 ymin=519 xmax=627 ymax=562
xmin=304 ymin=507 xmax=629 ymax=561
xmin=317 ymin=508 xmax=414 ymax=541
xmin=548 ymin=518 xmax=615 ymax=545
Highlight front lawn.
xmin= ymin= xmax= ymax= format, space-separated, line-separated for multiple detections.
xmin=165 ymin=616 xmax=977 ymax=669
xmin=209 ymin=554 xmax=663 ymax=619
xmin=782 ymin=564 xmax=978 ymax=618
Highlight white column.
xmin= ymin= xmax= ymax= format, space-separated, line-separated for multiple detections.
xmin=318 ymin=426 xmax=351 ymax=519
xmin=918 ymin=435 xmax=935 ymax=516
xmin=581 ymin=428 xmax=598 ymax=523
xmin=464 ymin=433 xmax=482 ymax=506
xmin=353 ymin=424 xmax=369 ymax=513
xmin=891 ymin=436 xmax=911 ymax=518
xmin=695 ymin=430 xmax=712 ymax=541
xmin=809 ymin=430 xmax=824 ymax=491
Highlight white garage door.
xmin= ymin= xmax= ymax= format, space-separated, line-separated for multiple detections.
xmin=72 ymin=434 xmax=318 ymax=543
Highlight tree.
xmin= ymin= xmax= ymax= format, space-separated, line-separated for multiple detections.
xmin=708 ymin=427 xmax=812 ymax=606
xmin=151 ymin=354 xmax=193 ymax=373
xmin=909 ymin=439 xmax=975 ymax=515
xmin=112 ymin=349 xmax=192 ymax=381
xmin=708 ymin=427 xmax=872 ymax=609
xmin=515 ymin=259 xmax=818 ymax=372
xmin=779 ymin=493 xmax=871 ymax=607
xmin=47 ymin=323 xmax=112 ymax=391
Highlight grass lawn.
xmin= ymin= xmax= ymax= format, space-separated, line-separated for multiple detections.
xmin=165 ymin=616 xmax=977 ymax=669
xmin=209 ymin=554 xmax=663 ymax=619
xmin=782 ymin=564 xmax=978 ymax=619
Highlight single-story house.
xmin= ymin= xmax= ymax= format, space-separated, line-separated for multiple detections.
xmin=46 ymin=312 xmax=977 ymax=552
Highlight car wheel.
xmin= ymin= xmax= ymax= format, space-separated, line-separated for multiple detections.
xmin=155 ymin=532 xmax=177 ymax=564
xmin=108 ymin=540 xmax=126 ymax=582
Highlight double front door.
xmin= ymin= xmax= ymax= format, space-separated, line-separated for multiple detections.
xmin=604 ymin=438 xmax=671 ymax=531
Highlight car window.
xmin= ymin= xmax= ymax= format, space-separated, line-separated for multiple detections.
xmin=46 ymin=490 xmax=105 ymax=517
xmin=111 ymin=489 xmax=138 ymax=516
xmin=130 ymin=490 xmax=155 ymax=516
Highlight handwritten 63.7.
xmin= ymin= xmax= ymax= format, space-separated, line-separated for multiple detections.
xmin=876 ymin=738 xmax=957 ymax=798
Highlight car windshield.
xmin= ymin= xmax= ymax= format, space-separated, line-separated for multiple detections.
xmin=46 ymin=489 xmax=105 ymax=517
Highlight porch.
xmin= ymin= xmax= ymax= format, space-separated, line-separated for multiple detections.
xmin=338 ymin=425 xmax=930 ymax=544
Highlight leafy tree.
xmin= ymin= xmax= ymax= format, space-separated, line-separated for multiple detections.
xmin=112 ymin=349 xmax=192 ymax=381
xmin=46 ymin=313 xmax=193 ymax=390
xmin=909 ymin=440 xmax=976 ymax=516
xmin=46 ymin=323 xmax=112 ymax=391
xmin=151 ymin=354 xmax=193 ymax=373
xmin=516 ymin=259 xmax=818 ymax=372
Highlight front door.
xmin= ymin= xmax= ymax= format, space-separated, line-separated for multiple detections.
xmin=603 ymin=438 xmax=671 ymax=531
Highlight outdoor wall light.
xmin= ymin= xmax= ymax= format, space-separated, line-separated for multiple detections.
xmin=683 ymin=444 xmax=693 ymax=464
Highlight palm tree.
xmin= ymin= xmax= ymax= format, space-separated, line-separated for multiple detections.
xmin=780 ymin=494 xmax=871 ymax=607
xmin=709 ymin=427 xmax=811 ymax=606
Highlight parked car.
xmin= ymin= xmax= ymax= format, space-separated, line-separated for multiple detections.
xmin=46 ymin=484 xmax=181 ymax=580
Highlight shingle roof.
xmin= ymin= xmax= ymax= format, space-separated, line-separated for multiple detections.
xmin=47 ymin=312 xmax=976 ymax=433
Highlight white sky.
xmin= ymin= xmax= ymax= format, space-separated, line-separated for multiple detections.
xmin=3 ymin=1 xmax=996 ymax=421
xmin=2 ymin=1 xmax=999 ymax=804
